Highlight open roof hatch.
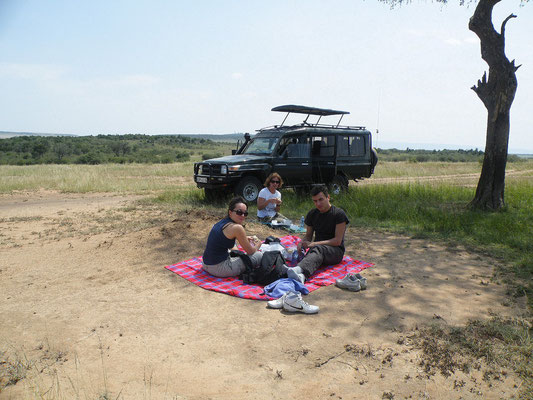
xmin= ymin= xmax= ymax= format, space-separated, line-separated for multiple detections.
xmin=272 ymin=104 xmax=350 ymax=127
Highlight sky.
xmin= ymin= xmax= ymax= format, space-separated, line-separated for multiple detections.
xmin=0 ymin=1 xmax=531 ymax=152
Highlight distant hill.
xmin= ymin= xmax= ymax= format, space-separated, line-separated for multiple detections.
xmin=0 ymin=131 xmax=246 ymax=143
xmin=180 ymin=133 xmax=247 ymax=143
xmin=0 ymin=131 xmax=78 ymax=139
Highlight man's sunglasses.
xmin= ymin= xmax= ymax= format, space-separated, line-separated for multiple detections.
xmin=232 ymin=209 xmax=249 ymax=216
xmin=271 ymin=180 xmax=280 ymax=184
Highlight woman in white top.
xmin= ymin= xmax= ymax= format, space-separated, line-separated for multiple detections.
xmin=257 ymin=172 xmax=287 ymax=223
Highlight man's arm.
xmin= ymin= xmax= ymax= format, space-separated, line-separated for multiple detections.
xmin=298 ymin=225 xmax=314 ymax=251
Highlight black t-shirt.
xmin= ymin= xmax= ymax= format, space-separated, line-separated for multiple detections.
xmin=305 ymin=205 xmax=349 ymax=251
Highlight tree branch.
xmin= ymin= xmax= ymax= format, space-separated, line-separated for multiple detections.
xmin=471 ymin=71 xmax=491 ymax=108
xmin=500 ymin=13 xmax=517 ymax=37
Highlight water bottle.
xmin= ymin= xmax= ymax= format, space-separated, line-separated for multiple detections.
xmin=299 ymin=216 xmax=305 ymax=229
xmin=292 ymin=250 xmax=299 ymax=263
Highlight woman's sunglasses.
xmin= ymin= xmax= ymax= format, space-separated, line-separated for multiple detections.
xmin=271 ymin=180 xmax=280 ymax=184
xmin=232 ymin=209 xmax=249 ymax=216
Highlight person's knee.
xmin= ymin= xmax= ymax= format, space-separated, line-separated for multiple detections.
xmin=250 ymin=251 xmax=263 ymax=266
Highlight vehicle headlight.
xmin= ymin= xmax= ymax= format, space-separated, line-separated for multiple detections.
xmin=228 ymin=165 xmax=241 ymax=172
xmin=220 ymin=165 xmax=228 ymax=174
xmin=198 ymin=165 xmax=204 ymax=175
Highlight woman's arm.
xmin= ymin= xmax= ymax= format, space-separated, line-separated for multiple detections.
xmin=257 ymin=196 xmax=268 ymax=210
xmin=227 ymin=224 xmax=261 ymax=255
xmin=257 ymin=196 xmax=281 ymax=210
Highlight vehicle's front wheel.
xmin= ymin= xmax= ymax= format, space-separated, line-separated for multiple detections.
xmin=235 ymin=176 xmax=262 ymax=202
xmin=329 ymin=175 xmax=349 ymax=195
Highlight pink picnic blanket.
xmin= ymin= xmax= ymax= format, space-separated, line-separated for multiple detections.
xmin=165 ymin=235 xmax=373 ymax=300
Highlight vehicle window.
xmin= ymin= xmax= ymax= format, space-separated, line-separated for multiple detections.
xmin=242 ymin=137 xmax=279 ymax=155
xmin=278 ymin=136 xmax=310 ymax=158
xmin=338 ymin=136 xmax=350 ymax=156
xmin=337 ymin=135 xmax=366 ymax=156
xmin=311 ymin=136 xmax=335 ymax=157
xmin=350 ymin=136 xmax=366 ymax=156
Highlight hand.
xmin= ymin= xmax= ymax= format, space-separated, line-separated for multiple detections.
xmin=299 ymin=240 xmax=311 ymax=250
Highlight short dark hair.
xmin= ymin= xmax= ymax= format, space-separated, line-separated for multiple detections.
xmin=311 ymin=185 xmax=328 ymax=197
xmin=228 ymin=196 xmax=247 ymax=211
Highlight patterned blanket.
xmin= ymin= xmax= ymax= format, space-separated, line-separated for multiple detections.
xmin=165 ymin=235 xmax=373 ymax=300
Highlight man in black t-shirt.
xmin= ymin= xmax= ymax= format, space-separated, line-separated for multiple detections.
xmin=287 ymin=185 xmax=349 ymax=283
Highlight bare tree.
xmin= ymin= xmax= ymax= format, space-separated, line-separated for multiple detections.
xmin=381 ymin=0 xmax=524 ymax=210
xmin=469 ymin=0 xmax=520 ymax=210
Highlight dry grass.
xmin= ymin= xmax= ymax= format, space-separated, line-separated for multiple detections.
xmin=0 ymin=163 xmax=196 ymax=194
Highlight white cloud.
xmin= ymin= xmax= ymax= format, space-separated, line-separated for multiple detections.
xmin=231 ymin=72 xmax=243 ymax=80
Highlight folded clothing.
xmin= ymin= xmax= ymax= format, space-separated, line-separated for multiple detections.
xmin=263 ymin=278 xmax=310 ymax=298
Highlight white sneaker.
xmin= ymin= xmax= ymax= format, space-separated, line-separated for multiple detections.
xmin=287 ymin=268 xmax=305 ymax=284
xmin=282 ymin=291 xmax=319 ymax=314
xmin=267 ymin=293 xmax=288 ymax=309
xmin=335 ymin=274 xmax=361 ymax=292
xmin=354 ymin=273 xmax=367 ymax=290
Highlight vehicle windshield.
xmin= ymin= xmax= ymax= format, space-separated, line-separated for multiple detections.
xmin=241 ymin=137 xmax=279 ymax=155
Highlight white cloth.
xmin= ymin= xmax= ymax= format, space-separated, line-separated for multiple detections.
xmin=257 ymin=187 xmax=281 ymax=218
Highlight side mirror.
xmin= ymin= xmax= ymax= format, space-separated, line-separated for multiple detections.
xmin=232 ymin=150 xmax=236 ymax=155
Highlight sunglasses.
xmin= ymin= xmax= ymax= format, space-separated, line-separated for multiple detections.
xmin=271 ymin=180 xmax=280 ymax=184
xmin=232 ymin=209 xmax=249 ymax=217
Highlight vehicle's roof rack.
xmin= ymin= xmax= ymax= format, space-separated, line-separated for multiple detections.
xmin=271 ymin=105 xmax=349 ymax=116
xmin=272 ymin=104 xmax=350 ymax=127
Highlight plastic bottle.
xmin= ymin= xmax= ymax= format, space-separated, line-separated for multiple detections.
xmin=299 ymin=216 xmax=305 ymax=229
xmin=292 ymin=250 xmax=299 ymax=263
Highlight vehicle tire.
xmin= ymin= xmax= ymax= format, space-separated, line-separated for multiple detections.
xmin=370 ymin=148 xmax=378 ymax=174
xmin=329 ymin=175 xmax=349 ymax=195
xmin=235 ymin=176 xmax=262 ymax=202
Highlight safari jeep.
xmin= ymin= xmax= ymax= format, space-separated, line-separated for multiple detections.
xmin=194 ymin=105 xmax=378 ymax=202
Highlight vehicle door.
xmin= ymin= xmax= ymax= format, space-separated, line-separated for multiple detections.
xmin=311 ymin=135 xmax=336 ymax=184
xmin=272 ymin=135 xmax=312 ymax=185
xmin=336 ymin=134 xmax=368 ymax=179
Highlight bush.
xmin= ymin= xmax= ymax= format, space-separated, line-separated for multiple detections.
xmin=202 ymin=153 xmax=223 ymax=160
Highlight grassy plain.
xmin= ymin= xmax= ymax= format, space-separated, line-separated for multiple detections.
xmin=1 ymin=160 xmax=531 ymax=193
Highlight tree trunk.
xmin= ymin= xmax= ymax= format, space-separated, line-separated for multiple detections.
xmin=469 ymin=0 xmax=519 ymax=210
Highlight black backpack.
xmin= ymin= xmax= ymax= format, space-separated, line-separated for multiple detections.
xmin=233 ymin=250 xmax=286 ymax=286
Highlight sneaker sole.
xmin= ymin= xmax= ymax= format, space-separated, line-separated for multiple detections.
xmin=335 ymin=283 xmax=361 ymax=292
xmin=267 ymin=301 xmax=283 ymax=309
xmin=282 ymin=305 xmax=319 ymax=314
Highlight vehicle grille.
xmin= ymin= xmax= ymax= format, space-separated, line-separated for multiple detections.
xmin=197 ymin=163 xmax=222 ymax=175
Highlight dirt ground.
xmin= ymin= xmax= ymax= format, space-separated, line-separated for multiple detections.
xmin=0 ymin=190 xmax=528 ymax=399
